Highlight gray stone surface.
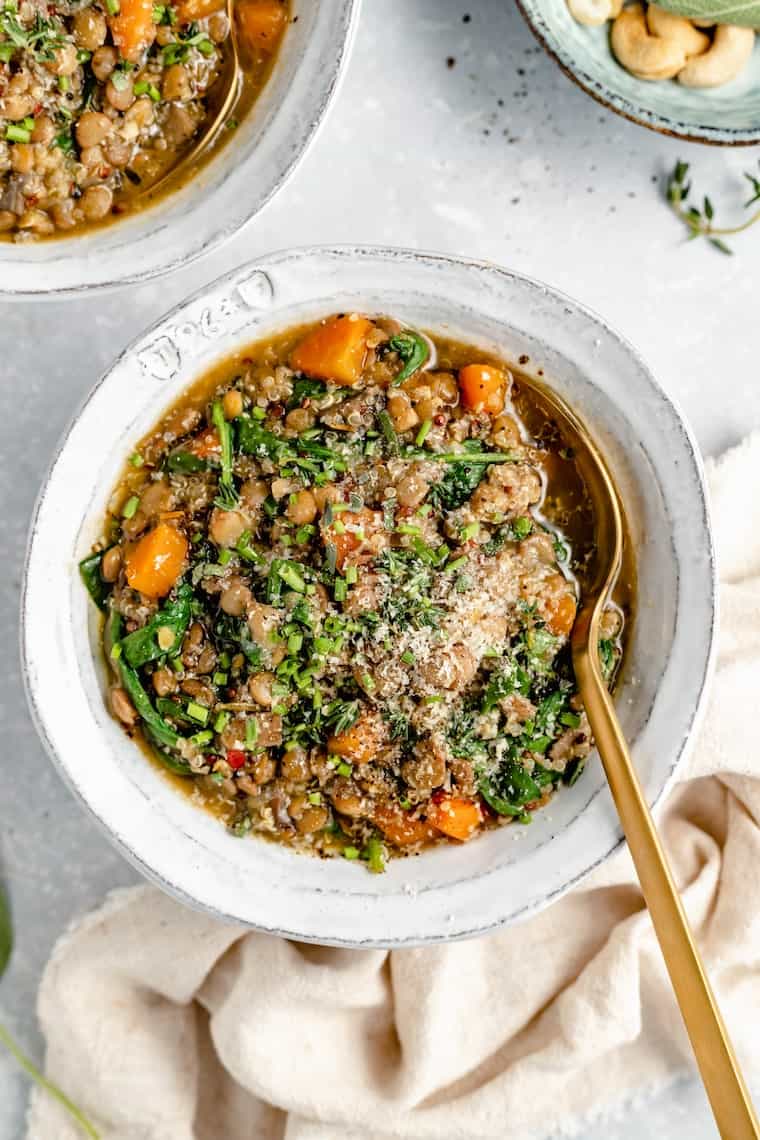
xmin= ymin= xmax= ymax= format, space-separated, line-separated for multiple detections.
xmin=2 ymin=0 xmax=758 ymax=1135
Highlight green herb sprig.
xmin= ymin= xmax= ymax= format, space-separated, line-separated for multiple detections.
xmin=666 ymin=159 xmax=760 ymax=255
xmin=0 ymin=885 xmax=101 ymax=1138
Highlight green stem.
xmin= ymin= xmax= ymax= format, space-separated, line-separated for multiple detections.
xmin=674 ymin=201 xmax=760 ymax=238
xmin=0 ymin=1021 xmax=100 ymax=1139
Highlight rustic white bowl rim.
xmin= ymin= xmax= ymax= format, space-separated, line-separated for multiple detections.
xmin=21 ymin=246 xmax=717 ymax=946
xmin=1 ymin=0 xmax=358 ymax=299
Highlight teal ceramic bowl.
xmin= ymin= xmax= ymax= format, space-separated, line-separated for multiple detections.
xmin=516 ymin=0 xmax=760 ymax=144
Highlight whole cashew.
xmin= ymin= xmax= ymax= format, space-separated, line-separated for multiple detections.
xmin=678 ymin=24 xmax=755 ymax=87
xmin=646 ymin=5 xmax=710 ymax=56
xmin=611 ymin=3 xmax=689 ymax=79
xmin=568 ymin=0 xmax=623 ymax=27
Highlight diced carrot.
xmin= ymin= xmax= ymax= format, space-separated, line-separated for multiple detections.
xmin=125 ymin=523 xmax=188 ymax=598
xmin=545 ymin=593 xmax=577 ymax=638
xmin=189 ymin=427 xmax=221 ymax=458
xmin=109 ymin=0 xmax=156 ymax=62
xmin=373 ymin=803 xmax=438 ymax=848
xmin=427 ymin=795 xmax=482 ymax=842
xmin=237 ymin=0 xmax=288 ymax=53
xmin=323 ymin=507 xmax=387 ymax=569
xmin=290 ymin=316 xmax=374 ymax=386
xmin=175 ymin=0 xmax=224 ymax=23
xmin=458 ymin=364 xmax=509 ymax=416
xmin=328 ymin=711 xmax=385 ymax=765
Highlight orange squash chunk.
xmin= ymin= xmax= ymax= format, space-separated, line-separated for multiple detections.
xmin=328 ymin=711 xmax=385 ymax=765
xmin=125 ymin=523 xmax=188 ymax=598
xmin=189 ymin=426 xmax=222 ymax=459
xmin=110 ymin=0 xmax=156 ymax=62
xmin=175 ymin=0 xmax=224 ymax=22
xmin=373 ymin=804 xmax=438 ymax=848
xmin=237 ymin=0 xmax=288 ymax=53
xmin=427 ymin=795 xmax=482 ymax=842
xmin=545 ymin=593 xmax=577 ymax=638
xmin=458 ymin=363 xmax=509 ymax=416
xmin=290 ymin=315 xmax=374 ymax=386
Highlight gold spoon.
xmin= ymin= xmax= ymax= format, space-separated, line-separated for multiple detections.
xmin=528 ymin=376 xmax=760 ymax=1140
xmin=139 ymin=0 xmax=242 ymax=197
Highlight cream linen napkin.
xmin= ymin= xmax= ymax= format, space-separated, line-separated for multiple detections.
xmin=25 ymin=434 xmax=760 ymax=1140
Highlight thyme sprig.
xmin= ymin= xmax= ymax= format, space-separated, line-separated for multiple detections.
xmin=666 ymin=159 xmax=760 ymax=255
xmin=0 ymin=885 xmax=101 ymax=1137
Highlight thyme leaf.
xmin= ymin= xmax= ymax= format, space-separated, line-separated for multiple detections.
xmin=666 ymin=159 xmax=760 ymax=254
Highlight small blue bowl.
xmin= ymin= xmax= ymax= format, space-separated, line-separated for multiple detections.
xmin=516 ymin=0 xmax=760 ymax=144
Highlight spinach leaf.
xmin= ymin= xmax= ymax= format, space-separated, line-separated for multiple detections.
xmin=165 ymin=451 xmax=207 ymax=474
xmin=117 ymin=658 xmax=181 ymax=751
xmin=288 ymin=375 xmax=328 ymax=409
xmin=479 ymin=759 xmax=542 ymax=818
xmin=79 ymin=550 xmax=112 ymax=612
xmin=212 ymin=401 xmax=238 ymax=510
xmin=119 ymin=582 xmax=192 ymax=668
xmin=428 ymin=444 xmax=490 ymax=511
xmin=388 ymin=330 xmax=430 ymax=385
xmin=237 ymin=415 xmax=294 ymax=463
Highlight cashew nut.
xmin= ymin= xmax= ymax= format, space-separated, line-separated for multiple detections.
xmin=611 ymin=3 xmax=688 ymax=79
xmin=568 ymin=0 xmax=623 ymax=28
xmin=678 ymin=24 xmax=755 ymax=87
xmin=646 ymin=5 xmax=710 ymax=57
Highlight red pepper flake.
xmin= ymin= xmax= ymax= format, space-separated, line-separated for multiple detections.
xmin=227 ymin=749 xmax=246 ymax=770
xmin=270 ymin=403 xmax=284 ymax=418
xmin=431 ymin=788 xmax=447 ymax=805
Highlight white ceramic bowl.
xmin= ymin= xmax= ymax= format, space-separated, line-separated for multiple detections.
xmin=22 ymin=246 xmax=716 ymax=946
xmin=1 ymin=1 xmax=358 ymax=298
xmin=517 ymin=0 xmax=760 ymax=145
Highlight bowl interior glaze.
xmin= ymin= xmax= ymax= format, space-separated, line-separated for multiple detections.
xmin=22 ymin=247 xmax=716 ymax=946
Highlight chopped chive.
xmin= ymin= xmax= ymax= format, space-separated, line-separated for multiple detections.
xmin=251 ymin=406 xmax=266 ymax=420
xmin=245 ymin=718 xmax=258 ymax=749
xmin=446 ymin=555 xmax=467 ymax=572
xmin=415 ymin=419 xmax=432 ymax=446
xmin=196 ymin=36 xmax=214 ymax=55
xmin=277 ymin=563 xmax=306 ymax=593
xmin=212 ymin=672 xmax=228 ymax=686
xmin=190 ymin=730 xmax=213 ymax=746
xmin=345 ymin=564 xmax=358 ymax=585
xmin=307 ymin=791 xmax=322 ymax=805
xmin=187 ymin=702 xmax=209 ymax=725
xmin=5 ymin=124 xmax=31 ymax=143
xmin=343 ymin=845 xmax=360 ymax=860
xmin=334 ymin=578 xmax=347 ymax=602
xmin=214 ymin=710 xmax=230 ymax=732
xmin=362 ymin=836 xmax=387 ymax=874
xmin=378 ymin=410 xmax=399 ymax=456
xmin=314 ymin=636 xmax=332 ymax=654
xmin=110 ymin=643 xmax=122 ymax=661
xmin=401 ymin=650 xmax=415 ymax=665
xmin=104 ymin=0 xmax=119 ymax=13
xmin=336 ymin=761 xmax=352 ymax=777
xmin=396 ymin=524 xmax=420 ymax=536
xmin=218 ymin=548 xmax=232 ymax=566
xmin=361 ymin=672 xmax=375 ymax=692
xmin=287 ymin=632 xmax=303 ymax=654
xmin=219 ymin=651 xmax=231 ymax=668
xmin=129 ymin=452 xmax=144 ymax=467
xmin=461 ymin=522 xmax=480 ymax=542
xmin=332 ymin=519 xmax=345 ymax=535
xmin=417 ymin=503 xmax=432 ymax=516
xmin=424 ymin=695 xmax=443 ymax=704
xmin=122 ymin=495 xmax=140 ymax=519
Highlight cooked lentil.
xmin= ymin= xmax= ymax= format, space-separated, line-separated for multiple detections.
xmin=81 ymin=314 xmax=630 ymax=872
xmin=0 ymin=0 xmax=287 ymax=240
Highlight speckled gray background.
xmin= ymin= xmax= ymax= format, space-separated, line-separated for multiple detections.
xmin=2 ymin=0 xmax=758 ymax=1136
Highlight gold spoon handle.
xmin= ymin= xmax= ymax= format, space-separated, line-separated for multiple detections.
xmin=575 ymin=657 xmax=760 ymax=1140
